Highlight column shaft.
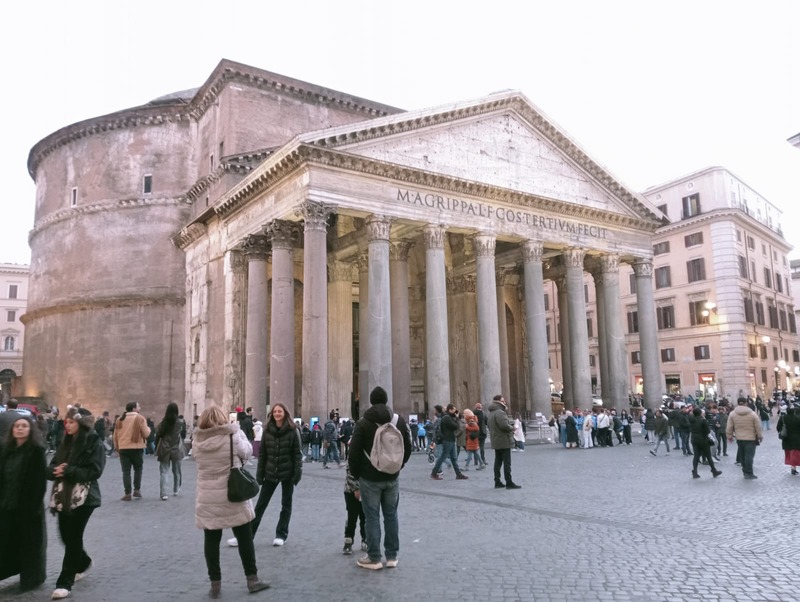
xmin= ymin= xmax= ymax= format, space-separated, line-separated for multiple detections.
xmin=475 ymin=233 xmax=502 ymax=404
xmin=496 ymin=270 xmax=511 ymax=403
xmin=602 ymin=255 xmax=628 ymax=408
xmin=424 ymin=225 xmax=451 ymax=407
xmin=243 ymin=236 xmax=270 ymax=414
xmin=565 ymin=248 xmax=591 ymax=407
xmin=634 ymin=259 xmax=662 ymax=409
xmin=390 ymin=241 xmax=413 ymax=419
xmin=522 ymin=241 xmax=551 ymax=417
xmin=267 ymin=221 xmax=296 ymax=414
xmin=328 ymin=261 xmax=354 ymax=417
xmin=555 ymin=277 xmax=572 ymax=408
xmin=357 ymin=255 xmax=369 ymax=413
xmin=367 ymin=217 xmax=393 ymax=401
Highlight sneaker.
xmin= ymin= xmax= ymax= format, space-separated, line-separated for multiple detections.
xmin=506 ymin=483 xmax=522 ymax=490
xmin=51 ymin=588 xmax=71 ymax=599
xmin=494 ymin=483 xmax=505 ymax=489
xmin=343 ymin=538 xmax=353 ymax=555
xmin=173 ymin=488 xmax=180 ymax=496
xmin=161 ymin=495 xmax=168 ymax=501
xmin=744 ymin=474 xmax=758 ymax=480
xmin=74 ymin=561 xmax=92 ymax=582
xmin=273 ymin=538 xmax=285 ymax=546
xmin=227 ymin=537 xmax=238 ymax=547
xmin=386 ymin=558 xmax=399 ymax=568
xmin=356 ymin=555 xmax=383 ymax=570
xmin=431 ymin=474 xmax=443 ymax=480
xmin=323 ymin=465 xmax=330 ymax=469
xmin=133 ymin=490 xmax=142 ymax=499
xmin=455 ymin=474 xmax=469 ymax=480
xmin=120 ymin=494 xmax=132 ymax=502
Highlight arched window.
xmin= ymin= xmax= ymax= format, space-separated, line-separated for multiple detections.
xmin=3 ymin=336 xmax=14 ymax=351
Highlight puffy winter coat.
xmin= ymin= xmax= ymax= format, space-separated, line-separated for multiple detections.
xmin=256 ymin=420 xmax=302 ymax=485
xmin=488 ymin=401 xmax=515 ymax=449
xmin=193 ymin=422 xmax=254 ymax=530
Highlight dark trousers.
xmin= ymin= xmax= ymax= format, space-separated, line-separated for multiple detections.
xmin=478 ymin=436 xmax=487 ymax=463
xmin=623 ymin=425 xmax=632 ymax=444
xmin=493 ymin=448 xmax=513 ymax=485
xmin=343 ymin=491 xmax=366 ymax=541
xmin=251 ymin=479 xmax=294 ymax=540
xmin=679 ymin=431 xmax=692 ymax=454
xmin=119 ymin=448 xmax=144 ymax=494
xmin=736 ymin=440 xmax=758 ymax=476
xmin=717 ymin=434 xmax=728 ymax=456
xmin=204 ymin=522 xmax=256 ymax=581
xmin=692 ymin=442 xmax=716 ymax=474
xmin=56 ymin=506 xmax=95 ymax=590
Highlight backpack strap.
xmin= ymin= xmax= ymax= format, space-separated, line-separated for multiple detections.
xmin=390 ymin=413 xmax=399 ymax=427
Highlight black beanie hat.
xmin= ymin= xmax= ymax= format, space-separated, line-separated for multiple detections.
xmin=370 ymin=386 xmax=388 ymax=405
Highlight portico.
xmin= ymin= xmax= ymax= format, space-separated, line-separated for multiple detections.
xmin=176 ymin=91 xmax=665 ymax=421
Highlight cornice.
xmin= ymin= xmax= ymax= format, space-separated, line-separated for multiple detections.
xmin=29 ymin=197 xmax=192 ymax=245
xmin=214 ymin=144 xmax=662 ymax=233
xmin=188 ymin=61 xmax=401 ymax=123
xmin=21 ymin=293 xmax=185 ymax=324
xmin=300 ymin=95 xmax=662 ymax=224
xmin=28 ymin=103 xmax=192 ymax=178
xmin=655 ymin=207 xmax=788 ymax=249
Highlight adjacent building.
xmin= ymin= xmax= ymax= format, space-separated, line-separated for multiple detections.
xmin=0 ymin=263 xmax=28 ymax=400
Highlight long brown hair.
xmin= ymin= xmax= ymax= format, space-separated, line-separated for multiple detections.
xmin=269 ymin=403 xmax=295 ymax=429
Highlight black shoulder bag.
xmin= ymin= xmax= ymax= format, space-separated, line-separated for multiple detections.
xmin=227 ymin=434 xmax=260 ymax=502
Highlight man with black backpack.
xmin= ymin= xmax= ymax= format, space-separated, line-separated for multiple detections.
xmin=348 ymin=386 xmax=412 ymax=571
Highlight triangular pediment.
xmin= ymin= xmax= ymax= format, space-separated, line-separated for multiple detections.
xmin=299 ymin=93 xmax=663 ymax=222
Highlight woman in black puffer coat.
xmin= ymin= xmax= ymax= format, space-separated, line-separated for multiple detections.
xmin=238 ymin=403 xmax=302 ymax=547
xmin=777 ymin=406 xmax=800 ymax=475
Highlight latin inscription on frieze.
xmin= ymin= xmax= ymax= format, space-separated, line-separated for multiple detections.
xmin=395 ymin=188 xmax=608 ymax=239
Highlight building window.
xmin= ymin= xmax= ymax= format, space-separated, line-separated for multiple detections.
xmin=768 ymin=305 xmax=778 ymax=329
xmin=779 ymin=309 xmax=788 ymax=331
xmin=8 ymin=285 xmax=17 ymax=299
xmin=627 ymin=310 xmax=639 ymax=334
xmin=790 ymin=311 xmax=797 ymax=334
xmin=687 ymin=258 xmax=706 ymax=283
xmin=219 ymin=141 xmax=225 ymax=160
xmin=546 ymin=323 xmax=551 ymax=344
xmin=3 ymin=336 xmax=14 ymax=351
xmin=755 ymin=301 xmax=765 ymax=325
xmin=736 ymin=229 xmax=742 ymax=243
xmin=794 ymin=350 xmax=800 ymax=363
xmin=682 ymin=193 xmax=701 ymax=218
xmin=776 ymin=274 xmax=783 ymax=293
xmin=773 ymin=346 xmax=779 ymax=361
xmin=661 ymin=348 xmax=675 ymax=362
xmin=631 ymin=350 xmax=641 ymax=364
xmin=653 ymin=241 xmax=670 ymax=256
xmin=689 ymin=300 xmax=709 ymax=326
xmin=209 ymin=154 xmax=215 ymax=172
xmin=543 ymin=293 xmax=549 ymax=311
xmin=751 ymin=261 xmax=757 ymax=284
xmin=657 ymin=203 xmax=668 ymax=217
xmin=738 ymin=255 xmax=748 ymax=279
xmin=589 ymin=354 xmax=595 ymax=367
xmin=656 ymin=305 xmax=675 ymax=330
xmin=694 ymin=345 xmax=710 ymax=360
xmin=654 ymin=266 xmax=671 ymax=289
xmin=748 ymin=344 xmax=758 ymax=359
xmin=584 ymin=284 xmax=589 ymax=304
xmin=684 ymin=232 xmax=704 ymax=247
xmin=143 ymin=175 xmax=153 ymax=194
xmin=743 ymin=297 xmax=754 ymax=323
xmin=6 ymin=310 xmax=15 ymax=322
xmin=747 ymin=236 xmax=755 ymax=250
xmin=763 ymin=268 xmax=772 ymax=289
xmin=629 ymin=273 xmax=637 ymax=295
xmin=762 ymin=243 xmax=767 ymax=256
xmin=193 ymin=334 xmax=200 ymax=364
xmin=71 ymin=187 xmax=78 ymax=207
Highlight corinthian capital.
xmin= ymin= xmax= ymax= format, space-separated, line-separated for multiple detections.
xmin=473 ymin=233 xmax=496 ymax=258
xmin=328 ymin=260 xmax=355 ymax=283
xmin=356 ymin=253 xmax=369 ymax=274
xmin=241 ymin=234 xmax=271 ymax=260
xmin=563 ymin=247 xmax=586 ymax=269
xmin=366 ymin=215 xmax=392 ymax=242
xmin=423 ymin=224 xmax=446 ymax=250
xmin=521 ymin=240 xmax=543 ymax=263
xmin=296 ymin=201 xmax=334 ymax=232
xmin=265 ymin=220 xmax=298 ymax=251
xmin=389 ymin=240 xmax=414 ymax=262
xmin=600 ymin=253 xmax=620 ymax=274
xmin=632 ymin=258 xmax=654 ymax=278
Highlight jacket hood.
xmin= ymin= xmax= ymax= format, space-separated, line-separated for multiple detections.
xmin=732 ymin=405 xmax=754 ymax=416
xmin=193 ymin=422 xmax=239 ymax=452
xmin=363 ymin=403 xmax=392 ymax=425
xmin=488 ymin=400 xmax=507 ymax=413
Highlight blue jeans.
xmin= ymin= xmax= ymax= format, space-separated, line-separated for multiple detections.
xmin=431 ymin=440 xmax=462 ymax=476
xmin=761 ymin=419 xmax=770 ymax=431
xmin=159 ymin=456 xmax=182 ymax=497
xmin=736 ymin=440 xmax=758 ymax=477
xmin=433 ymin=442 xmax=451 ymax=467
xmin=323 ymin=442 xmax=340 ymax=466
xmin=359 ymin=477 xmax=400 ymax=562
xmin=311 ymin=444 xmax=320 ymax=461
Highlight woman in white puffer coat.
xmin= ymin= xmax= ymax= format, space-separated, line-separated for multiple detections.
xmin=193 ymin=405 xmax=269 ymax=598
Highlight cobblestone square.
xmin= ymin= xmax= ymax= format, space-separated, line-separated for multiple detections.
xmin=2 ymin=424 xmax=796 ymax=601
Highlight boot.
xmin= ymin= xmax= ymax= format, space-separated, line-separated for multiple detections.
xmin=712 ymin=469 xmax=722 ymax=478
xmin=209 ymin=581 xmax=221 ymax=599
xmin=246 ymin=575 xmax=270 ymax=593
xmin=692 ymin=471 xmax=700 ymax=479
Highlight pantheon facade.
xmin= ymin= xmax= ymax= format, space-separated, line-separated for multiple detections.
xmin=24 ymin=60 xmax=664 ymax=421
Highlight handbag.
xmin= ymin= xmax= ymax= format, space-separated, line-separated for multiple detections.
xmin=227 ymin=434 xmax=260 ymax=503
xmin=49 ymin=480 xmax=89 ymax=512
xmin=779 ymin=424 xmax=788 ymax=440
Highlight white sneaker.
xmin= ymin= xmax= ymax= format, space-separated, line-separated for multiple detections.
xmin=52 ymin=589 xmax=71 ymax=600
xmin=227 ymin=537 xmax=238 ymax=547
xmin=75 ymin=562 xmax=92 ymax=581
xmin=272 ymin=538 xmax=285 ymax=546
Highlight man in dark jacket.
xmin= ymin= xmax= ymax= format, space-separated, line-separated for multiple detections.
xmin=430 ymin=404 xmax=468 ymax=481
xmin=488 ymin=395 xmax=521 ymax=489
xmin=348 ymin=386 xmax=412 ymax=571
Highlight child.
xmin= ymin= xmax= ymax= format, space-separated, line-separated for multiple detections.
xmin=463 ymin=410 xmax=485 ymax=470
xmin=343 ymin=460 xmax=367 ymax=554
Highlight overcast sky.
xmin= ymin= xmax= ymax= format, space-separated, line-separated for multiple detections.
xmin=2 ymin=0 xmax=798 ymax=266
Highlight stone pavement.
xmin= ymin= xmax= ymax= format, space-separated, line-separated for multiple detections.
xmin=2 ymin=421 xmax=797 ymax=602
